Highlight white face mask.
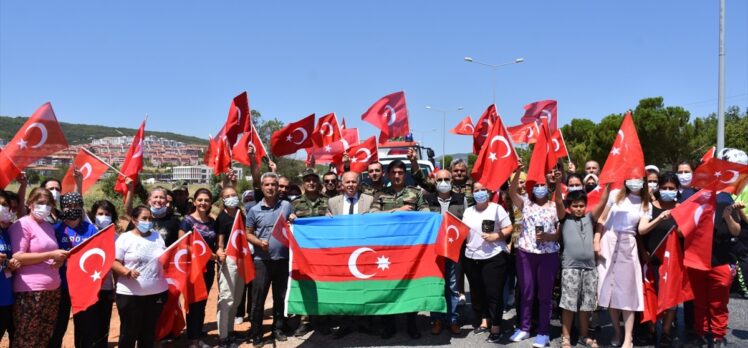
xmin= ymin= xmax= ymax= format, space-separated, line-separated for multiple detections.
xmin=0 ymin=205 xmax=14 ymax=223
xmin=625 ymin=179 xmax=644 ymax=193
xmin=50 ymin=190 xmax=61 ymax=203
xmin=436 ymin=180 xmax=452 ymax=193
xmin=95 ymin=215 xmax=112 ymax=229
xmin=677 ymin=173 xmax=692 ymax=186
xmin=32 ymin=204 xmax=52 ymax=220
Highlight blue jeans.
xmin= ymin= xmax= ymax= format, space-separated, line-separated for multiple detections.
xmin=430 ymin=259 xmax=460 ymax=324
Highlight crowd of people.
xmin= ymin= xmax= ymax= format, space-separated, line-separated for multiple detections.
xmin=0 ymin=145 xmax=747 ymax=348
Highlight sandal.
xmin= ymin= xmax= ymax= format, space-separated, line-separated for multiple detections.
xmin=560 ymin=336 xmax=572 ymax=348
xmin=578 ymin=336 xmax=599 ymax=348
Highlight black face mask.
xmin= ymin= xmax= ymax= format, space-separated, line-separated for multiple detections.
xmin=60 ymin=208 xmax=82 ymax=221
xmin=585 ymin=183 xmax=598 ymax=193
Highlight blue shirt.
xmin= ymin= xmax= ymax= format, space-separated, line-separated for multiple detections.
xmin=55 ymin=220 xmax=99 ymax=289
xmin=246 ymin=198 xmax=292 ymax=260
xmin=0 ymin=227 xmax=14 ymax=306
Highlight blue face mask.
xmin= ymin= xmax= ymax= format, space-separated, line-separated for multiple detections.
xmin=473 ymin=190 xmax=490 ymax=204
xmin=660 ymin=190 xmax=677 ymax=202
xmin=533 ymin=186 xmax=549 ymax=199
xmin=137 ymin=221 xmax=153 ymax=233
xmin=150 ymin=205 xmax=167 ymax=216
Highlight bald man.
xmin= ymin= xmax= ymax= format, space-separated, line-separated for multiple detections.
xmin=584 ymin=161 xmax=600 ymax=176
xmin=327 ymin=172 xmax=374 ymax=215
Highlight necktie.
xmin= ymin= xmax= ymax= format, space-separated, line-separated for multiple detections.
xmin=348 ymin=197 xmax=355 ymax=215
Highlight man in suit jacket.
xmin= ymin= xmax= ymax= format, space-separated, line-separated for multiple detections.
xmin=327 ymin=171 xmax=374 ymax=215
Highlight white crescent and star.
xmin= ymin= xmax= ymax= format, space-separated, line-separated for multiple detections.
xmin=24 ymin=122 xmax=49 ymax=149
xmin=720 ymin=170 xmax=740 ymax=184
xmin=446 ymin=225 xmax=460 ymax=243
xmin=488 ymin=135 xmax=511 ymax=160
xmin=174 ymin=249 xmax=189 ymax=273
xmin=694 ymin=205 xmax=705 ymax=225
xmin=617 ymin=130 xmax=625 ymax=144
xmin=287 ymin=128 xmax=309 ymax=145
xmin=540 ymin=109 xmax=552 ymax=120
xmin=79 ymin=247 xmax=106 ymax=281
xmin=463 ymin=124 xmax=475 ymax=133
xmin=384 ymin=105 xmax=397 ymax=126
xmin=193 ymin=240 xmax=207 ymax=257
xmin=552 ymin=139 xmax=560 ymax=152
xmin=348 ymin=247 xmax=390 ymax=279
xmin=320 ymin=122 xmax=334 ymax=137
xmin=133 ymin=139 xmax=144 ymax=158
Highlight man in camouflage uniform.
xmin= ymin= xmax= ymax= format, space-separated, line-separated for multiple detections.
xmin=370 ymin=159 xmax=429 ymax=340
xmin=289 ymin=169 xmax=330 ymax=337
xmin=360 ymin=162 xmax=386 ymax=196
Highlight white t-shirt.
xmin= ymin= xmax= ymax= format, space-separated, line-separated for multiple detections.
xmin=462 ymin=202 xmax=512 ymax=260
xmin=115 ymin=231 xmax=168 ymax=296
xmin=604 ymin=189 xmax=652 ymax=234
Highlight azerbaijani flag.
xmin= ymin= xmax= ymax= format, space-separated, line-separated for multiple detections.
xmin=286 ymin=212 xmax=446 ymax=315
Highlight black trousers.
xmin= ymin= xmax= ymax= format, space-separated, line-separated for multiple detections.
xmin=462 ymin=252 xmax=509 ymax=327
xmin=116 ymin=291 xmax=167 ymax=348
xmin=186 ymin=261 xmax=216 ymax=339
xmin=48 ymin=287 xmax=71 ymax=348
xmin=250 ymin=259 xmax=288 ymax=338
xmin=72 ymin=290 xmax=114 ymax=348
xmin=0 ymin=305 xmax=13 ymax=344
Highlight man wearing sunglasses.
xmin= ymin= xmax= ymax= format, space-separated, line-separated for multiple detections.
xmin=321 ymin=172 xmax=339 ymax=199
xmin=415 ymin=158 xmax=475 ymax=205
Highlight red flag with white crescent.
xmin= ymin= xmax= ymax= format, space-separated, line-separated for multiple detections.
xmin=670 ymin=189 xmax=716 ymax=270
xmin=233 ymin=122 xmax=269 ymax=166
xmin=654 ymin=227 xmax=694 ymax=315
xmin=312 ymin=113 xmax=342 ymax=147
xmin=114 ymin=120 xmax=146 ymax=196
xmin=159 ymin=232 xmax=207 ymax=310
xmin=226 ymin=212 xmax=255 ymax=283
xmin=550 ymin=129 xmax=568 ymax=157
xmin=507 ymin=121 xmax=540 ymax=145
xmin=641 ymin=263 xmax=658 ymax=323
xmin=219 ymin=91 xmax=251 ymax=147
xmin=156 ymin=279 xmax=186 ymax=340
xmin=0 ymin=102 xmax=68 ymax=188
xmin=598 ymin=112 xmax=645 ymax=184
xmin=450 ymin=116 xmax=475 ymax=135
xmin=61 ymin=148 xmax=110 ymax=194
xmin=270 ymin=114 xmax=315 ymax=157
xmin=520 ymin=99 xmax=557 ymax=131
xmin=472 ymin=104 xmax=499 ymax=154
xmin=346 ymin=136 xmax=379 ymax=173
xmin=66 ymin=225 xmax=116 ymax=314
xmin=691 ymin=158 xmax=748 ymax=194
xmin=361 ymin=91 xmax=409 ymax=141
xmin=271 ymin=214 xmax=291 ymax=248
xmin=525 ymin=119 xmax=557 ymax=192
xmin=189 ymin=228 xmax=212 ymax=284
xmin=471 ymin=113 xmax=519 ymax=191
xmin=435 ymin=212 xmax=469 ymax=262
xmin=700 ymin=146 xmax=715 ymax=163
xmin=307 ymin=128 xmax=359 ymax=164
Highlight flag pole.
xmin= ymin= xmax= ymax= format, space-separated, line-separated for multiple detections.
xmin=81 ymin=148 xmax=127 ymax=178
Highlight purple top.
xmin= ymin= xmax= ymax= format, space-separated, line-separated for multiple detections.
xmin=9 ymin=215 xmax=61 ymax=292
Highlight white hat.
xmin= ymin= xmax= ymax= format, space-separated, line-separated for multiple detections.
xmin=645 ymin=165 xmax=660 ymax=173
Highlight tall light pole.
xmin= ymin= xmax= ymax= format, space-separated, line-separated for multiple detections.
xmin=717 ymin=0 xmax=726 ymax=153
xmin=464 ymin=56 xmax=524 ymax=104
xmin=426 ymin=105 xmax=464 ymax=168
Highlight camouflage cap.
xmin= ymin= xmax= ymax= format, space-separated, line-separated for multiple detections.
xmin=302 ymin=168 xmax=320 ymax=180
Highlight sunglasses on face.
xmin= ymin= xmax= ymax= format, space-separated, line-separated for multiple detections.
xmin=324 ymin=179 xmax=337 ymax=184
xmin=436 ymin=178 xmax=451 ymax=182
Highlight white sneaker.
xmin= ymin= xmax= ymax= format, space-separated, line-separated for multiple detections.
xmin=509 ymin=329 xmax=530 ymax=342
xmin=234 ymin=317 xmax=244 ymax=325
xmin=458 ymin=294 xmax=466 ymax=305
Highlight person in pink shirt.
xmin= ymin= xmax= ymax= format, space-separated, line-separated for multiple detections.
xmin=9 ymin=187 xmax=69 ymax=348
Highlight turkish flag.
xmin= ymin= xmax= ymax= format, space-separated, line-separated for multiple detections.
xmin=507 ymin=122 xmax=540 ymax=144
xmin=598 ymin=112 xmax=645 ymax=184
xmin=521 ymin=99 xmax=558 ymax=131
xmin=701 ymin=146 xmax=716 ymax=163
xmin=270 ymin=114 xmax=315 ymax=157
xmin=226 ymin=212 xmax=255 ymax=283
xmin=670 ymin=189 xmax=716 ymax=270
xmin=233 ymin=122 xmax=269 ymax=166
xmin=692 ymin=158 xmax=748 ymax=193
xmin=361 ymin=91 xmax=409 ymax=141
xmin=308 ymin=128 xmax=359 ymax=164
xmin=159 ymin=232 xmax=208 ymax=310
xmin=435 ymin=212 xmax=469 ymax=262
xmin=525 ymin=119 xmax=557 ymax=192
xmin=61 ymin=148 xmax=110 ymax=194
xmin=585 ymin=185 xmax=603 ymax=213
xmin=66 ymin=225 xmax=116 ymax=314
xmin=114 ymin=121 xmax=146 ymax=196
xmin=654 ymin=227 xmax=694 ymax=315
xmin=312 ymin=113 xmax=342 ymax=147
xmin=0 ymin=102 xmax=69 ymax=188
xmin=347 ymin=136 xmax=379 ymax=173
xmin=157 ymin=279 xmax=186 ymax=340
xmin=189 ymin=229 xmax=212 ymax=284
xmin=550 ymin=129 xmax=568 ymax=158
xmin=219 ymin=91 xmax=251 ymax=147
xmin=472 ymin=104 xmax=499 ymax=154
xmin=641 ymin=263 xmax=658 ymax=323
xmin=450 ymin=116 xmax=475 ymax=135
xmin=471 ymin=113 xmax=518 ymax=191
xmin=271 ymin=214 xmax=291 ymax=248
xmin=206 ymin=137 xmax=231 ymax=176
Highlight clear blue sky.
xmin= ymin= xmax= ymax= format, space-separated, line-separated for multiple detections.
xmin=1 ymin=1 xmax=746 ymax=158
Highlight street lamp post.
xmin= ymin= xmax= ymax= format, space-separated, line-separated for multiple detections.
xmin=464 ymin=56 xmax=524 ymax=104
xmin=426 ymin=105 xmax=464 ymax=169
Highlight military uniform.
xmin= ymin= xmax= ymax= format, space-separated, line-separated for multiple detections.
xmin=371 ymin=186 xmax=429 ymax=212
xmin=291 ymin=194 xmax=329 ymax=218
xmin=359 ymin=181 xmax=385 ymax=196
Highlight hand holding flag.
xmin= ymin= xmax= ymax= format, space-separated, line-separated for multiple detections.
xmin=436 ymin=212 xmax=469 ymax=262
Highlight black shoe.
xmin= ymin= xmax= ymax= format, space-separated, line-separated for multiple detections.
xmin=293 ymin=323 xmax=311 ymax=337
xmin=473 ymin=326 xmax=489 ymax=334
xmin=407 ymin=327 xmax=421 ymax=339
xmin=660 ymin=334 xmax=673 ymax=347
xmin=381 ymin=327 xmax=396 ymax=339
xmin=487 ymin=332 xmax=502 ymax=343
xmin=273 ymin=329 xmax=288 ymax=342
xmin=251 ymin=336 xmax=263 ymax=347
xmin=332 ymin=326 xmax=352 ymax=339
xmin=318 ymin=325 xmax=332 ymax=335
xmin=231 ymin=332 xmax=247 ymax=342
